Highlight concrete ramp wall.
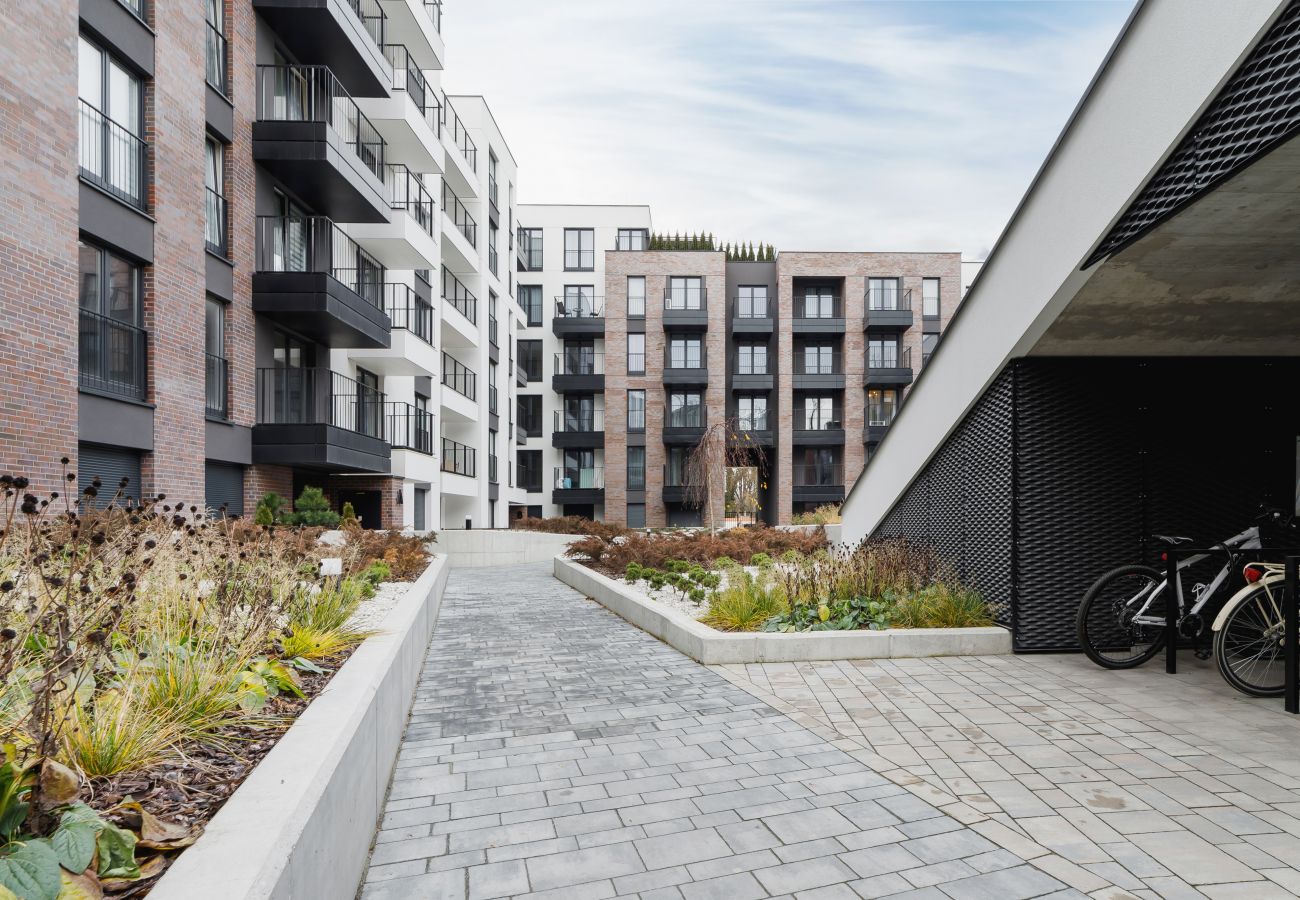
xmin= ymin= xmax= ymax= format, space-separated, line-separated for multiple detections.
xmin=437 ymin=529 xmax=582 ymax=567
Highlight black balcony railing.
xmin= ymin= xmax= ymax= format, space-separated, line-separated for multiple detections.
xmin=206 ymin=20 xmax=228 ymax=95
xmin=256 ymin=216 xmax=386 ymax=308
xmin=553 ymin=351 xmax=604 ymax=376
xmin=793 ymin=351 xmax=842 ymax=375
xmin=868 ymin=346 xmax=913 ymax=370
xmin=255 ymin=66 xmax=385 ymax=182
xmin=441 ymin=266 xmax=477 ymax=323
xmin=423 ymin=0 xmax=442 ymax=33
xmin=381 ymin=44 xmax=440 ymax=133
xmin=554 ymin=409 xmax=604 ymax=433
xmin=664 ymin=287 xmax=707 ymax=310
xmin=346 ymin=0 xmax=386 ymax=49
xmin=798 ymin=410 xmax=843 ymax=430
xmin=255 ymin=368 xmax=386 ymax=438
xmin=385 ymin=163 xmax=436 ymax=235
xmin=734 ymin=355 xmax=771 ymax=376
xmin=732 ymin=295 xmax=770 ymax=319
xmin=792 ymin=464 xmax=844 ymax=486
xmin=205 ymin=188 xmax=228 ymax=256
xmin=663 ymin=465 xmax=697 ymax=489
xmin=867 ymin=285 xmax=912 ymax=311
xmin=441 ymin=353 xmax=476 ymax=400
xmin=737 ymin=412 xmax=769 ymax=431
xmin=78 ymin=100 xmax=147 ymax=210
xmin=440 ymin=93 xmax=477 ymax=172
xmin=664 ymin=346 xmax=707 ymax=369
xmin=386 ymin=401 xmax=433 ymax=453
xmin=117 ymin=0 xmax=143 ymax=16
xmin=868 ymin=403 xmax=897 ymax=427
xmin=796 ymin=298 xmax=843 ymax=319
xmin=441 ymin=438 xmax=475 ymax=477
xmin=205 ymin=353 xmax=228 ymax=419
xmin=441 ymin=180 xmax=477 ymax=247
xmin=384 ymin=284 xmax=433 ymax=343
xmin=666 ymin=406 xmax=705 ymax=428
xmin=79 ymin=310 xmax=147 ymax=401
xmin=554 ymin=296 xmax=603 ymax=318
xmin=554 ymin=466 xmax=603 ymax=490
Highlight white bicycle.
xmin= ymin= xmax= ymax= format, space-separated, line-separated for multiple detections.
xmin=1076 ymin=508 xmax=1294 ymax=696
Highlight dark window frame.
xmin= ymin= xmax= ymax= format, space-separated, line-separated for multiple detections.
xmin=563 ymin=228 xmax=595 ymax=271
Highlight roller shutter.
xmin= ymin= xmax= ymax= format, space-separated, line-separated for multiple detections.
xmin=77 ymin=444 xmax=143 ymax=508
xmin=205 ymin=462 xmax=245 ymax=517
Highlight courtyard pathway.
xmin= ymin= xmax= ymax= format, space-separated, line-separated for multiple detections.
xmin=360 ymin=564 xmax=1082 ymax=899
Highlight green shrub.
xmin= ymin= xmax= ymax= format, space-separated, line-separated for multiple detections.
xmin=893 ymin=583 xmax=993 ymax=629
xmin=285 ymin=486 xmax=340 ymax=528
xmin=750 ymin=552 xmax=772 ymax=569
xmin=703 ymin=572 xmax=788 ymax=631
xmin=254 ymin=492 xmax=284 ymax=526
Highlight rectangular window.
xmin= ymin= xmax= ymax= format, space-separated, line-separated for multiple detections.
xmin=666 ymin=276 xmax=704 ymax=310
xmin=627 ymin=390 xmax=645 ymax=431
xmin=488 ymin=362 xmax=498 ymax=414
xmin=668 ymin=392 xmax=703 ymax=428
xmin=867 ymin=277 xmax=901 ymax=310
xmin=616 ymin=228 xmax=648 ymax=251
xmin=737 ymin=344 xmax=767 ymax=375
xmin=802 ymin=396 xmax=836 ymax=430
xmin=563 ymin=394 xmax=596 ymax=431
xmin=564 ymin=228 xmax=594 ymax=270
xmin=518 ymin=395 xmax=542 ymax=435
xmin=627 ymin=503 xmax=646 ymax=528
xmin=205 ymin=0 xmax=227 ymax=93
xmin=922 ymin=333 xmax=938 ymax=365
xmin=78 ymin=240 xmax=145 ymax=400
xmin=627 ymin=276 xmax=646 ymax=317
xmin=668 ymin=337 xmax=702 ymax=369
xmin=488 ymin=152 xmax=499 ymax=209
xmin=868 ymin=389 xmax=898 ymax=426
xmin=737 ymin=285 xmax=767 ymax=318
xmin=204 ymin=137 xmax=226 ymax=255
xmin=79 ymin=36 xmax=144 ymax=207
xmin=801 ymin=286 xmax=836 ymax=318
xmin=561 ymin=341 xmax=598 ymax=376
xmin=627 ymin=446 xmax=646 ymax=490
xmin=518 ymin=285 xmax=543 ymax=326
xmin=868 ymin=338 xmax=900 ymax=369
xmin=488 ymin=223 xmax=499 ymax=276
xmin=518 ymin=339 xmax=542 ymax=381
xmin=205 ymin=297 xmax=227 ymax=418
xmin=800 ymin=344 xmax=835 ymax=374
xmin=923 ymin=278 xmax=940 ymax=318
xmin=561 ymin=284 xmax=597 ymax=317
xmin=518 ymin=227 xmax=543 ymax=270
xmin=627 ymin=333 xmax=646 ymax=375
xmin=737 ymin=395 xmax=767 ymax=430
xmin=665 ymin=448 xmax=689 ymax=486
xmin=518 ymin=449 xmax=542 ymax=492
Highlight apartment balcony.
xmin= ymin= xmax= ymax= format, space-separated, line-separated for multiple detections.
xmin=440 ymin=93 xmax=479 ymax=197
xmin=865 ymin=287 xmax=914 ymax=331
xmin=661 ymin=466 xmax=696 ymax=504
xmin=552 ymin=466 xmax=603 ymax=505
xmin=253 ymin=216 xmax=391 ymax=348
xmin=358 ymin=45 xmax=443 ymax=172
xmin=385 ymin=401 xmax=433 ymax=454
xmin=663 ymin=347 xmax=709 ymax=386
xmin=347 ymin=163 xmax=438 ymax=268
xmin=348 ymin=285 xmax=435 ymax=375
xmin=731 ymin=362 xmax=774 ymax=392
xmin=792 ymin=302 xmax=845 ymax=335
xmin=552 ymin=297 xmax=605 ymax=338
xmin=663 ymin=291 xmax=708 ymax=331
xmin=792 ymin=351 xmax=845 ymax=390
xmin=730 ymin=296 xmax=774 ymax=334
xmin=732 ymin=417 xmax=774 ymax=448
xmin=253 ymin=368 xmax=391 ymax=473
xmin=78 ymin=100 xmax=148 ymax=211
xmin=439 ymin=266 xmax=478 ymax=347
xmin=251 ymin=0 xmax=390 ymax=96
xmin=377 ymin=0 xmax=445 ymax=73
xmin=515 ymin=363 xmax=528 ymax=388
xmin=865 ymin=347 xmax=915 ymax=386
xmin=79 ymin=310 xmax=147 ymax=402
xmin=552 ymin=410 xmax=604 ymax=449
xmin=864 ymin=423 xmax=891 ymax=443
xmin=662 ymin=412 xmax=705 ymax=446
xmin=253 ymin=66 xmax=388 ymax=222
xmin=440 ymin=179 xmax=478 ymax=272
xmin=791 ymin=464 xmax=845 ymax=504
xmin=515 ymin=422 xmax=528 ymax=445
xmin=440 ymin=437 xmax=476 ymax=479
xmin=441 ymin=352 xmax=476 ymax=401
xmin=552 ymin=352 xmax=604 ymax=393
xmin=792 ymin=417 xmax=846 ymax=446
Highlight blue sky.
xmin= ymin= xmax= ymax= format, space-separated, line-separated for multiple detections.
xmin=445 ymin=1 xmax=1136 ymax=258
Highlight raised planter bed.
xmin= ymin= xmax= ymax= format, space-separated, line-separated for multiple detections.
xmin=554 ymin=555 xmax=1010 ymax=664
xmin=148 ymin=553 xmax=450 ymax=900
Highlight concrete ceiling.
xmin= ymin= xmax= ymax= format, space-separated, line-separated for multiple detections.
xmin=1031 ymin=135 xmax=1300 ymax=356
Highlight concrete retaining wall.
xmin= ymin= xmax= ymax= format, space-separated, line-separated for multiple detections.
xmin=554 ymin=556 xmax=1009 ymax=664
xmin=150 ymin=554 xmax=451 ymax=900
xmin=438 ymin=529 xmax=581 ymax=568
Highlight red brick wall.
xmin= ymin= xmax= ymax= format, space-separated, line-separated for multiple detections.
xmin=226 ymin=0 xmax=256 ymax=431
xmin=245 ymin=463 xmax=292 ymax=514
xmin=324 ymin=475 xmax=403 ymax=529
xmin=0 ymin=0 xmax=80 ymax=487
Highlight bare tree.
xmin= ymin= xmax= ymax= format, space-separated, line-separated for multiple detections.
xmin=683 ymin=417 xmax=770 ymax=530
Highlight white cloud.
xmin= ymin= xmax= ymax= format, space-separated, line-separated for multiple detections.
xmin=441 ymin=0 xmax=1135 ymax=257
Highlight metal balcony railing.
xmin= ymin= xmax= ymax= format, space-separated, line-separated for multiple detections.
xmin=78 ymin=100 xmax=147 ymax=209
xmin=255 ymin=66 xmax=385 ymax=182
xmin=440 ymin=93 xmax=477 ymax=171
xmin=385 ymin=401 xmax=433 ymax=453
xmin=553 ymin=466 xmax=603 ymax=490
xmin=441 ymin=180 xmax=477 ymax=247
xmin=205 ymin=353 xmax=228 ymax=419
xmin=734 ymin=354 xmax=771 ymax=376
xmin=79 ymin=310 xmax=147 ymax=401
xmin=798 ymin=411 xmax=843 ymax=431
xmin=737 ymin=412 xmax=769 ymax=431
xmin=441 ymin=438 xmax=475 ymax=477
xmin=422 ymin=0 xmax=442 ymax=32
xmin=381 ymin=44 xmax=440 ymax=133
xmin=662 ymin=465 xmax=697 ymax=489
xmin=664 ymin=345 xmax=707 ymax=369
xmin=796 ymin=296 xmax=842 ymax=319
xmin=346 ymin=0 xmax=386 ymax=49
xmin=440 ymin=266 xmax=477 ymax=323
xmin=553 ymin=351 xmax=604 ymax=376
xmin=441 ymin=352 xmax=476 ymax=400
xmin=732 ymin=295 xmax=770 ymax=319
xmin=666 ymin=405 xmax=705 ymax=428
xmin=792 ymin=464 xmax=844 ymax=486
xmin=793 ymin=351 xmax=842 ymax=375
xmin=384 ymin=284 xmax=433 ymax=343
xmin=867 ymin=284 xmax=912 ymax=311
xmin=255 ymin=216 xmax=386 ymax=309
xmin=206 ymin=20 xmax=228 ymax=95
xmin=205 ymin=188 xmax=228 ymax=256
xmin=664 ymin=286 xmax=707 ymax=310
xmin=385 ymin=163 xmax=436 ymax=235
xmin=868 ymin=346 xmax=913 ymax=370
xmin=117 ymin=0 xmax=143 ymax=15
xmin=554 ymin=296 xmax=604 ymax=318
xmin=255 ymin=368 xmax=386 ymax=439
xmin=868 ymin=403 xmax=897 ymax=427
xmin=554 ymin=409 xmax=605 ymax=433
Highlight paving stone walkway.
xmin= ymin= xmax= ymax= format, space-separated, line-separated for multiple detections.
xmin=715 ymin=654 xmax=1300 ymax=899
xmin=361 ymin=564 xmax=1082 ymax=900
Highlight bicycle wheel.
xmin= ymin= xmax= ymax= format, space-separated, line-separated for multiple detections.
xmin=1215 ymin=583 xmax=1286 ymax=697
xmin=1077 ymin=565 xmax=1168 ymax=668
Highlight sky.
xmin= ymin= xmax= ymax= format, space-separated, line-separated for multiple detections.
xmin=443 ymin=1 xmax=1137 ymax=259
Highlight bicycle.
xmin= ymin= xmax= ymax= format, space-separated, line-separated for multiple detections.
xmin=1075 ymin=508 xmax=1292 ymax=694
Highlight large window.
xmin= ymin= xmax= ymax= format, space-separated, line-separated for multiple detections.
xmin=801 ymin=286 xmax=836 ymax=318
xmin=518 ymin=339 xmax=542 ymax=381
xmin=668 ymin=337 xmax=702 ymax=369
xmin=205 ymin=0 xmax=227 ymax=94
xmin=922 ymin=278 xmax=940 ymax=318
xmin=668 ymin=392 xmax=703 ymax=428
xmin=488 ymin=223 xmax=499 ymax=276
xmin=79 ymin=36 xmax=145 ymax=207
xmin=205 ymin=137 xmax=227 ymax=256
xmin=737 ymin=285 xmax=767 ymax=318
xmin=666 ymin=276 xmax=703 ymax=310
xmin=205 ymin=297 xmax=227 ymax=418
xmin=802 ymin=396 xmax=837 ymax=430
xmin=78 ymin=241 xmax=145 ymax=400
xmin=488 ymin=152 xmax=499 ymax=209
xmin=518 ymin=285 xmax=543 ymax=326
xmin=627 ymin=390 xmax=645 ymax=432
xmin=564 ymin=228 xmax=594 ymax=271
xmin=517 ymin=227 xmax=542 ymax=270
xmin=518 ymin=449 xmax=542 ymax=492
xmin=627 ymin=276 xmax=646 ymax=317
xmin=627 ymin=333 xmax=645 ymax=375
xmin=616 ymin=228 xmax=648 ymax=251
xmin=868 ymin=389 xmax=898 ymax=426
xmin=627 ymin=447 xmax=646 ymax=490
xmin=665 ymin=448 xmax=689 ymax=486
xmin=561 ymin=285 xmax=597 ymax=317
xmin=922 ymin=333 xmax=938 ymax=366
xmin=737 ymin=395 xmax=767 ymax=430
xmin=868 ymin=338 xmax=900 ymax=369
xmin=867 ymin=277 xmax=901 ymax=311
xmin=737 ymin=344 xmax=767 ymax=375
xmin=800 ymin=344 xmax=835 ymax=374
xmin=488 ymin=362 xmax=498 ymax=414
xmin=517 ymin=395 xmax=542 ymax=436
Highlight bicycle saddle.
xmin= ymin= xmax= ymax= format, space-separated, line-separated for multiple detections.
xmin=1153 ymin=534 xmax=1193 ymax=545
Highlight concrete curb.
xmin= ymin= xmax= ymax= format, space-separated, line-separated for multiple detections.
xmin=553 ymin=555 xmax=1010 ymax=663
xmin=150 ymin=554 xmax=452 ymax=900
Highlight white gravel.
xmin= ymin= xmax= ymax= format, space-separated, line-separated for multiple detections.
xmin=346 ymin=581 xmax=408 ymax=632
xmin=613 ymin=565 xmax=768 ymax=622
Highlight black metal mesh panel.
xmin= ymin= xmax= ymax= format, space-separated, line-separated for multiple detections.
xmin=1087 ymin=2 xmax=1300 ymax=266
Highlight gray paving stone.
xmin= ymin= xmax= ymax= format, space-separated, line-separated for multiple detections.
xmin=753 ymin=856 xmax=858 ymax=894
xmin=763 ymin=807 xmax=859 ymax=843
xmin=634 ymin=828 xmax=732 ymax=869
xmin=526 ymin=842 xmax=646 ymax=891
xmin=468 ymin=859 xmax=529 ymax=899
